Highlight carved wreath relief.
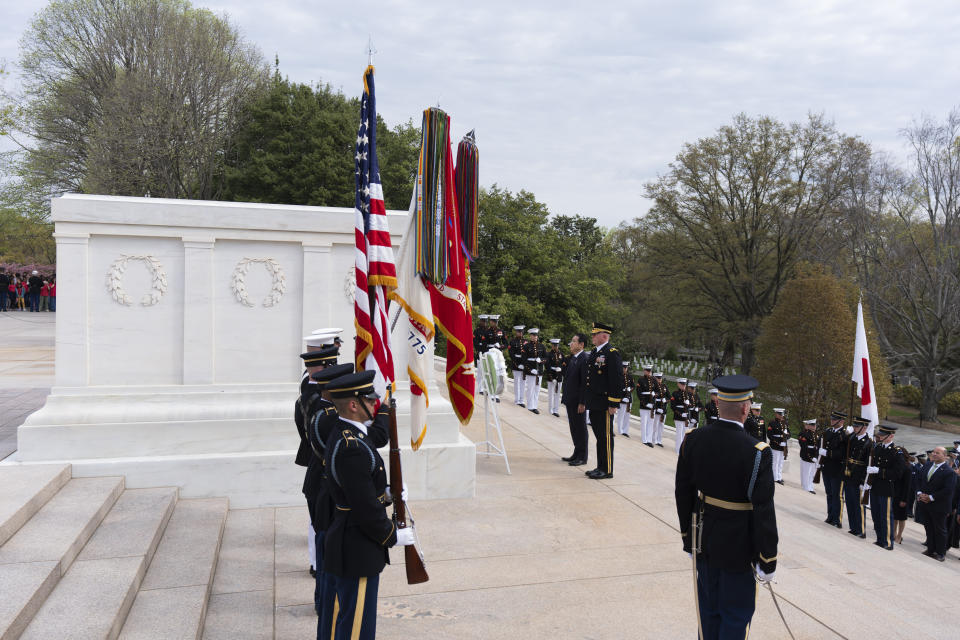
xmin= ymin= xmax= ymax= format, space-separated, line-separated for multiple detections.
xmin=106 ymin=255 xmax=168 ymax=306
xmin=231 ymin=257 xmax=286 ymax=307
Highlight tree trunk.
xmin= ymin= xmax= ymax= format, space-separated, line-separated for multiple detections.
xmin=741 ymin=336 xmax=756 ymax=375
xmin=919 ymin=371 xmax=940 ymax=422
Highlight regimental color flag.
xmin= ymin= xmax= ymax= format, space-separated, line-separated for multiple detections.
xmin=389 ymin=185 xmax=436 ymax=450
xmin=852 ymin=299 xmax=878 ymax=437
xmin=419 ymin=108 xmax=475 ymax=424
xmin=353 ymin=65 xmax=397 ymax=397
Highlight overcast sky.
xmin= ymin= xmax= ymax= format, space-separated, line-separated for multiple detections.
xmin=3 ymin=0 xmax=960 ymax=227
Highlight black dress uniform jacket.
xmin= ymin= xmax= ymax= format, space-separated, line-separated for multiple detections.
xmin=820 ymin=427 xmax=846 ymax=476
xmin=484 ymin=326 xmax=504 ymax=350
xmin=744 ymin=414 xmax=766 ymax=442
xmin=670 ymin=388 xmax=690 ymax=421
xmin=508 ymin=337 xmax=526 ymax=372
xmin=546 ymin=349 xmax=565 ymax=382
xmin=583 ymin=342 xmax=623 ymax=410
xmin=686 ymin=390 xmax=702 ymax=427
xmin=767 ymin=417 xmax=789 ymax=457
xmin=676 ymin=418 xmax=778 ymax=574
xmin=621 ymin=373 xmax=634 ymax=405
xmin=844 ymin=433 xmax=874 ymax=484
xmin=869 ymin=444 xmax=907 ymax=497
xmin=704 ymin=398 xmax=719 ymax=421
xmin=295 ymin=375 xmax=321 ymax=467
xmin=636 ymin=375 xmax=656 ymax=413
xmin=798 ymin=429 xmax=819 ymax=462
xmin=323 ymin=419 xmax=397 ymax=578
xmin=522 ymin=341 xmax=547 ymax=377
xmin=308 ymin=403 xmax=390 ymax=532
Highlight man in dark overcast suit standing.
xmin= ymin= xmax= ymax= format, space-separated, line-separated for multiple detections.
xmin=916 ymin=446 xmax=957 ymax=561
xmin=560 ymin=332 xmax=589 ymax=467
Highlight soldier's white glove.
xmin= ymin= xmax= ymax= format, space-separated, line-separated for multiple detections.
xmin=385 ymin=482 xmax=408 ymax=503
xmin=863 ymin=483 xmax=871 ymax=491
xmin=395 ymin=527 xmax=416 ymax=546
xmin=818 ymin=448 xmax=828 ymax=456
xmin=866 ymin=466 xmax=879 ymax=475
xmin=684 ymin=400 xmax=690 ymax=406
xmin=754 ymin=565 xmax=775 ymax=584
xmin=656 ymin=409 xmax=664 ymax=415
xmin=645 ymin=403 xmax=653 ymax=409
xmin=681 ymin=413 xmax=688 ymax=418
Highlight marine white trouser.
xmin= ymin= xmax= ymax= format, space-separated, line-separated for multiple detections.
xmin=800 ymin=460 xmax=817 ymax=491
xmin=654 ymin=413 xmax=665 ymax=444
xmin=308 ymin=524 xmax=316 ymax=570
xmin=513 ymin=370 xmax=524 ymax=404
xmin=640 ymin=412 xmax=652 ymax=443
xmin=772 ymin=449 xmax=784 ymax=481
xmin=615 ymin=403 xmax=631 ymax=434
xmin=674 ymin=420 xmax=687 ymax=453
xmin=547 ymin=379 xmax=562 ymax=414
xmin=525 ymin=373 xmax=540 ymax=411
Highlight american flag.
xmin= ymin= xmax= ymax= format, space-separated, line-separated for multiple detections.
xmin=354 ymin=65 xmax=396 ymax=396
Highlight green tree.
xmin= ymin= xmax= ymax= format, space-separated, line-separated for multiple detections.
xmin=640 ymin=113 xmax=859 ymax=373
xmin=222 ymin=68 xmax=419 ymax=211
xmin=470 ymin=186 xmax=624 ymax=341
xmin=11 ymin=0 xmax=268 ymax=202
xmin=753 ymin=265 xmax=891 ymax=424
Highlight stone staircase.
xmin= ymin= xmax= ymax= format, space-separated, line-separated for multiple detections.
xmin=0 ymin=464 xmax=230 ymax=640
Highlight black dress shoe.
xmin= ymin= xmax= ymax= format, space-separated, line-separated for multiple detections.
xmin=552 ymin=412 xmax=560 ymax=417
xmin=656 ymin=443 xmax=664 ymax=447
xmin=586 ymin=469 xmax=603 ymax=478
xmin=824 ymin=518 xmax=832 ymax=524
xmin=561 ymin=455 xmax=575 ymax=462
xmin=934 ymin=553 xmax=945 ymax=562
xmin=808 ymin=490 xmax=816 ymax=494
xmin=873 ymin=541 xmax=884 ymax=547
xmin=622 ymin=433 xmax=630 ymax=438
xmin=590 ymin=472 xmax=613 ymax=479
xmin=922 ymin=549 xmax=935 ymax=557
xmin=585 ymin=468 xmax=599 ymax=477
xmin=858 ymin=533 xmax=866 ymax=539
xmin=835 ymin=522 xmax=842 ymax=528
xmin=776 ymin=480 xmax=784 ymax=485
xmin=645 ymin=442 xmax=654 ymax=448
xmin=530 ymin=408 xmax=540 ymax=414
xmin=309 ymin=566 xmax=316 ymax=577
xmin=568 ymin=459 xmax=586 ymax=466
xmin=885 ymin=545 xmax=894 ymax=551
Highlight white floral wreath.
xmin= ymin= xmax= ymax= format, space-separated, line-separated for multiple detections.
xmin=106 ymin=255 xmax=168 ymax=306
xmin=232 ymin=258 xmax=286 ymax=307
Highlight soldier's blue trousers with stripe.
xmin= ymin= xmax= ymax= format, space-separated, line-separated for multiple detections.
xmin=696 ymin=558 xmax=756 ymax=640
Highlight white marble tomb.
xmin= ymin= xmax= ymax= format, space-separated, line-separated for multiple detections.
xmin=13 ymin=193 xmax=476 ymax=507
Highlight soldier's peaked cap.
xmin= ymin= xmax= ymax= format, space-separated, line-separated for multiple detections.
xmin=830 ymin=410 xmax=847 ymax=421
xmin=592 ymin=321 xmax=614 ymax=334
xmin=549 ymin=338 xmax=561 ymax=344
xmin=528 ymin=327 xmax=540 ymax=334
xmin=478 ymin=314 xmax=489 ymax=320
xmin=803 ymin=418 xmax=816 ymax=425
xmin=852 ymin=416 xmax=872 ymax=427
xmin=311 ymin=363 xmax=354 ymax=384
xmin=514 ymin=325 xmax=525 ymax=331
xmin=489 ymin=314 xmax=501 ymax=321
xmin=876 ymin=424 xmax=897 ymax=435
xmin=711 ymin=374 xmax=759 ymax=402
xmin=301 ymin=345 xmax=338 ymax=367
xmin=326 ymin=370 xmax=379 ymax=400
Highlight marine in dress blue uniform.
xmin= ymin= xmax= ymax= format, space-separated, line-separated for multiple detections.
xmin=676 ymin=375 xmax=778 ymax=640
xmin=321 ymin=371 xmax=415 ymax=640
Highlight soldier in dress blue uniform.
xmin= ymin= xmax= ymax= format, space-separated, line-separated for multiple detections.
xmin=614 ymin=361 xmax=634 ymax=437
xmin=843 ymin=416 xmax=874 ymax=538
xmin=297 ymin=335 xmax=341 ymax=577
xmin=675 ymin=375 xmax=778 ymax=640
xmin=686 ymin=381 xmax=702 ymax=430
xmin=818 ymin=410 xmax=847 ymax=528
xmin=508 ymin=326 xmax=526 ymax=406
xmin=798 ymin=419 xmax=819 ymax=493
xmin=651 ymin=372 xmax=669 ymax=447
xmin=484 ymin=314 xmax=504 ymax=351
xmin=582 ymin=322 xmax=622 ymax=479
xmin=473 ymin=314 xmax=489 ymax=356
xmin=636 ymin=365 xmax=657 ymax=447
xmin=321 ymin=371 xmax=415 ymax=640
xmin=866 ymin=424 xmax=908 ymax=550
xmin=671 ymin=378 xmax=692 ymax=453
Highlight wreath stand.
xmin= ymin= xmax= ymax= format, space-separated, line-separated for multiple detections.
xmin=475 ymin=352 xmax=510 ymax=474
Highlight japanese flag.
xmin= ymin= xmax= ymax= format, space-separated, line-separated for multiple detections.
xmin=852 ymin=300 xmax=878 ymax=437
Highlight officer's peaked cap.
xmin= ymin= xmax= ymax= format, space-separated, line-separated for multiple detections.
xmin=311 ymin=363 xmax=354 ymax=384
xmin=327 ymin=370 xmax=379 ymax=400
xmin=301 ymin=345 xmax=338 ymax=367
xmin=712 ymin=374 xmax=758 ymax=402
xmin=592 ymin=321 xmax=614 ymax=334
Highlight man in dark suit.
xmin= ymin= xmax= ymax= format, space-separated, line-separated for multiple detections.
xmin=560 ymin=333 xmax=589 ymax=466
xmin=916 ymin=446 xmax=957 ymax=561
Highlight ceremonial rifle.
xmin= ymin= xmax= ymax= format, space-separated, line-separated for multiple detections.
xmin=388 ymin=396 xmax=429 ymax=584
xmin=812 ymin=426 xmax=823 ymax=485
xmin=861 ymin=445 xmax=878 ymax=506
